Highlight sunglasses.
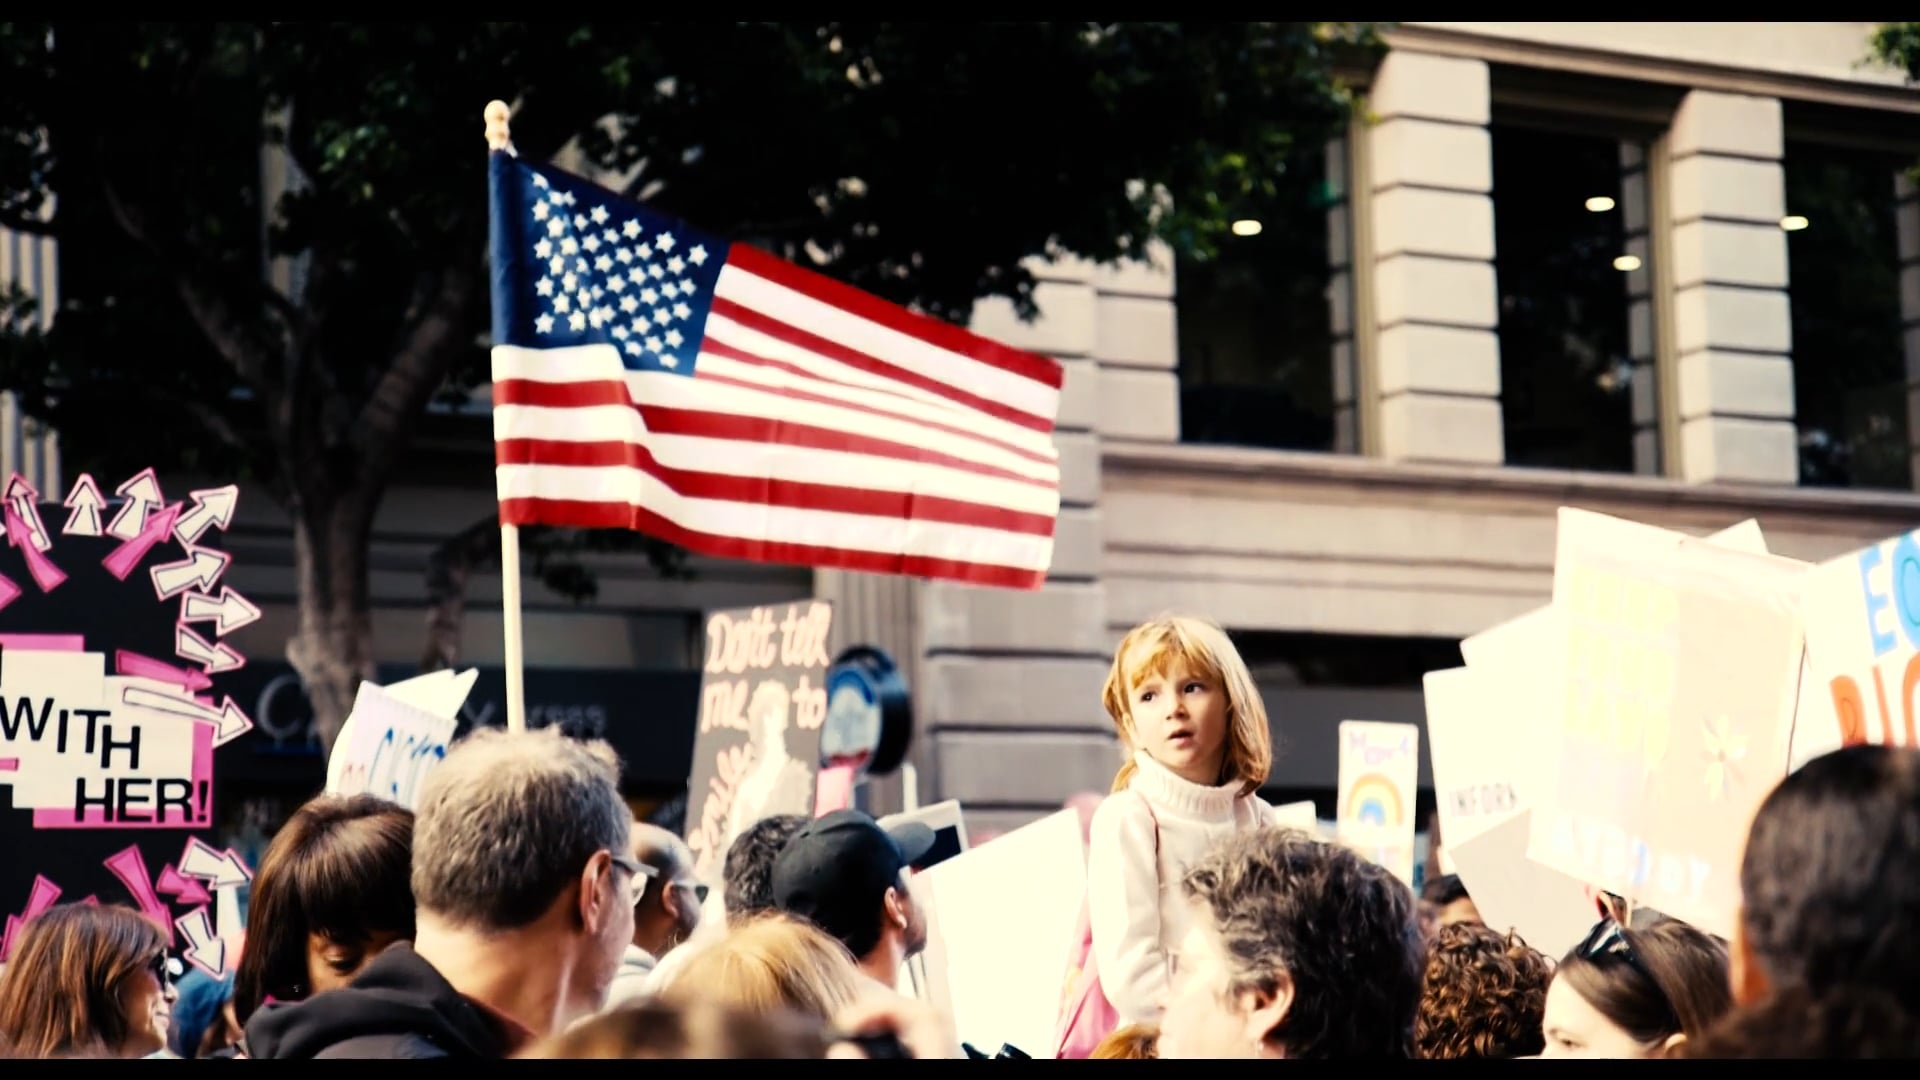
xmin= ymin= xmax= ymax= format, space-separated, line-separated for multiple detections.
xmin=147 ymin=953 xmax=183 ymax=987
xmin=1578 ymin=916 xmax=1638 ymax=966
xmin=1576 ymin=913 xmax=1683 ymax=1030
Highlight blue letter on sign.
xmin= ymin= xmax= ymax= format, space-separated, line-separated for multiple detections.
xmin=1861 ymin=544 xmax=1897 ymax=658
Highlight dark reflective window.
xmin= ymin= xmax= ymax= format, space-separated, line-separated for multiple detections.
xmin=1785 ymin=140 xmax=1910 ymax=491
xmin=1176 ymin=143 xmax=1353 ymax=452
xmin=1491 ymin=122 xmax=1642 ymax=473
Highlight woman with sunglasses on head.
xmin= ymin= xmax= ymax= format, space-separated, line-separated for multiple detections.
xmin=1540 ymin=911 xmax=1732 ymax=1058
xmin=0 ymin=903 xmax=179 ymax=1058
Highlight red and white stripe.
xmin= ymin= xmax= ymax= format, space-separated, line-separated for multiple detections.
xmin=493 ymin=244 xmax=1063 ymax=589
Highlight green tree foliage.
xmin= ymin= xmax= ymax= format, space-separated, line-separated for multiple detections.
xmin=0 ymin=22 xmax=1375 ymax=750
xmin=1869 ymin=23 xmax=1920 ymax=80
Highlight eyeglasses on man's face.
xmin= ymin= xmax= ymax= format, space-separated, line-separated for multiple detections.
xmin=609 ymin=852 xmax=658 ymax=907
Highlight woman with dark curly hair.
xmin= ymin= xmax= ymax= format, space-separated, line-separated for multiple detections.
xmin=1415 ymin=922 xmax=1553 ymax=1059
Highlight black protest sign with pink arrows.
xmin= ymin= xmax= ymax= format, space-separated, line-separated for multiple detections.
xmin=0 ymin=469 xmax=260 ymax=977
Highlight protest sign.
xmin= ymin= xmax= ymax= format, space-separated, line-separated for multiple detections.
xmin=683 ymin=600 xmax=834 ymax=879
xmin=1271 ymin=798 xmax=1320 ymax=834
xmin=324 ymin=670 xmax=475 ymax=810
xmin=1526 ymin=508 xmax=1805 ymax=935
xmin=1800 ymin=527 xmax=1920 ymax=759
xmin=0 ymin=472 xmax=255 ymax=975
xmin=905 ymin=808 xmax=1084 ymax=1056
xmin=1422 ymin=665 xmax=1523 ymax=860
xmin=1336 ymin=720 xmax=1420 ymax=885
xmin=1448 ymin=810 xmax=1597 ymax=958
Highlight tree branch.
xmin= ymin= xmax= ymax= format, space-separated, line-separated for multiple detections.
xmin=419 ymin=513 xmax=500 ymax=672
xmin=352 ymin=257 xmax=481 ymax=485
xmin=149 ymin=387 xmax=251 ymax=454
xmin=96 ymin=171 xmax=296 ymax=402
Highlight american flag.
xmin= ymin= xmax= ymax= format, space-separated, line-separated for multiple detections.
xmin=486 ymin=152 xmax=1063 ymax=590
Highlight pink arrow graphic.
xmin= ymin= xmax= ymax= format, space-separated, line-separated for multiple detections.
xmin=61 ymin=473 xmax=106 ymax=537
xmin=3 ymin=473 xmax=53 ymax=552
xmin=102 ymin=502 xmax=181 ymax=581
xmin=115 ymin=649 xmax=214 ymax=693
xmin=155 ymin=863 xmax=213 ymax=906
xmin=1 ymin=874 xmax=64 ymax=961
xmin=102 ymin=845 xmax=175 ymax=948
xmin=174 ymin=906 xmax=226 ymax=976
xmin=3 ymin=499 xmax=65 ymax=593
xmin=0 ymin=572 xmax=20 ymax=615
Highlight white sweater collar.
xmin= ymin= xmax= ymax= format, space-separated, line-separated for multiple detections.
xmin=1130 ymin=749 xmax=1242 ymax=820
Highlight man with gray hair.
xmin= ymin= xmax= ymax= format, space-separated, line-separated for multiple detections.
xmin=243 ymin=727 xmax=639 ymax=1059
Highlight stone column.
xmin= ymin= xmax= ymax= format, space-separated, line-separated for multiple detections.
xmin=1327 ymin=135 xmax=1359 ymax=454
xmin=1665 ymin=90 xmax=1798 ymax=485
xmin=1621 ymin=144 xmax=1662 ymax=475
xmin=1362 ymin=50 xmax=1503 ymax=465
xmin=0 ymin=218 xmax=63 ymax=494
xmin=1899 ymin=173 xmax=1920 ymax=488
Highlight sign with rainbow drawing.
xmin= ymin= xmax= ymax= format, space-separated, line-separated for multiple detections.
xmin=0 ymin=470 xmax=256 ymax=977
xmin=1336 ymin=720 xmax=1420 ymax=886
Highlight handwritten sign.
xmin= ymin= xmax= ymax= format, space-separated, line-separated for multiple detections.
xmin=1422 ymin=665 xmax=1525 ymax=864
xmin=1801 ymin=528 xmax=1920 ymax=760
xmin=683 ymin=601 xmax=834 ymax=879
xmin=325 ymin=670 xmax=474 ymax=810
xmin=1 ymin=650 xmax=216 ymax=828
xmin=1527 ymin=508 xmax=1805 ymax=936
xmin=1336 ymin=720 xmax=1420 ymax=885
xmin=0 ymin=471 xmax=253 ymax=971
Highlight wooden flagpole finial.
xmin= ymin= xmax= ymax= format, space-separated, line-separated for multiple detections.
xmin=484 ymin=100 xmax=514 ymax=152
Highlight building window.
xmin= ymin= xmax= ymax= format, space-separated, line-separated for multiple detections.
xmin=1490 ymin=119 xmax=1646 ymax=474
xmin=1784 ymin=139 xmax=1911 ymax=491
xmin=1176 ymin=141 xmax=1356 ymax=453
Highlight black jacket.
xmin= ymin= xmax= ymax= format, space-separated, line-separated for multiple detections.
xmin=241 ymin=943 xmax=516 ymax=1060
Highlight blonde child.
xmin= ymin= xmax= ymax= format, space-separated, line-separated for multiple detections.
xmin=1087 ymin=613 xmax=1277 ymax=1028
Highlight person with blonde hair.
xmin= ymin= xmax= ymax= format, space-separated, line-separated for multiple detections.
xmin=519 ymin=999 xmax=829 ymax=1059
xmin=658 ymin=913 xmax=865 ymax=1028
xmin=1083 ymin=613 xmax=1278 ymax=1029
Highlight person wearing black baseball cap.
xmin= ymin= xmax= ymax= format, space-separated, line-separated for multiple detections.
xmin=770 ymin=810 xmax=936 ymax=988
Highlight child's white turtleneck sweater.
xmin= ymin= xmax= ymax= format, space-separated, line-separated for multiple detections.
xmin=1085 ymin=749 xmax=1275 ymax=1026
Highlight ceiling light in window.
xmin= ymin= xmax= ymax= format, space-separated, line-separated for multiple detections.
xmin=1230 ymin=219 xmax=1263 ymax=237
xmin=1780 ymin=215 xmax=1810 ymax=232
xmin=1585 ymin=196 xmax=1616 ymax=212
xmin=1613 ymin=254 xmax=1642 ymax=272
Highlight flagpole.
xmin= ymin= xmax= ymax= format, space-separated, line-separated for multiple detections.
xmin=485 ymin=99 xmax=529 ymax=736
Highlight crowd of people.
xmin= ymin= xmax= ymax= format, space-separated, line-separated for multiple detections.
xmin=0 ymin=613 xmax=1915 ymax=1058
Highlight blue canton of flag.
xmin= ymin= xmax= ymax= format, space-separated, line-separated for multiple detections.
xmin=489 ymin=153 xmax=728 ymax=377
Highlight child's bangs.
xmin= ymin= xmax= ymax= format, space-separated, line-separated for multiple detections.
xmin=1124 ymin=623 xmax=1225 ymax=690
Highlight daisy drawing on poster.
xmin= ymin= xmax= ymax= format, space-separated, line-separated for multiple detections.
xmin=1701 ymin=714 xmax=1749 ymax=803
